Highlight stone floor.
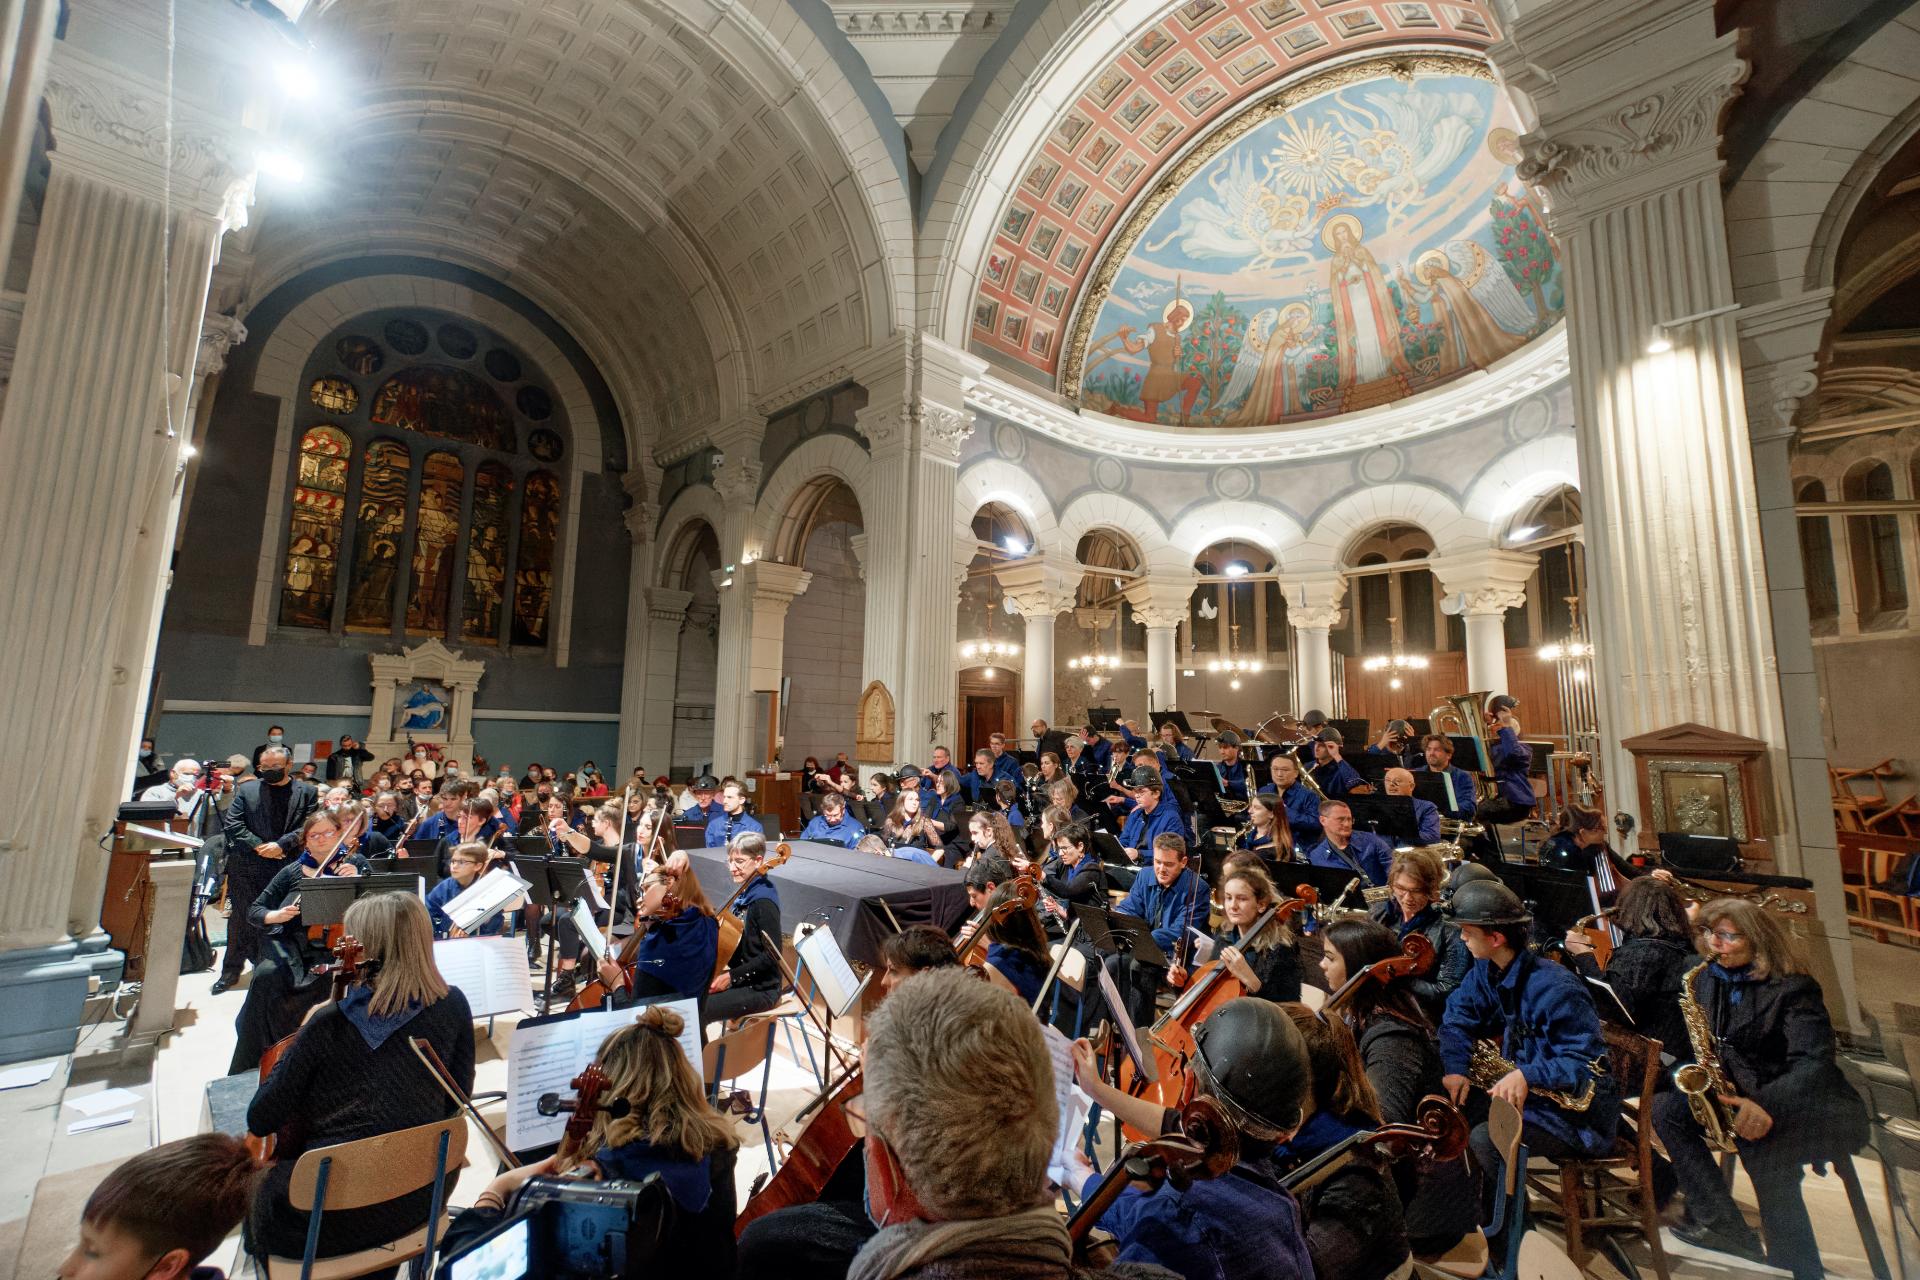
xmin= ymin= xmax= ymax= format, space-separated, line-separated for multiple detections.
xmin=2 ymin=933 xmax=1917 ymax=1279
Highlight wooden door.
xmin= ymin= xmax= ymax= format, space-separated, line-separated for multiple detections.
xmin=966 ymin=695 xmax=1006 ymax=759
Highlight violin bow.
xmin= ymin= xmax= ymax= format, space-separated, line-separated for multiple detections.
xmin=310 ymin=809 xmax=367 ymax=878
xmin=1031 ymin=918 xmax=1081 ymax=1017
xmin=409 ymin=1035 xmax=516 ymax=1167
xmin=606 ymin=784 xmax=632 ymax=941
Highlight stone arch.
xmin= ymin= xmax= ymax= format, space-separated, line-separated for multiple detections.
xmin=1167 ymin=501 xmax=1305 ymax=565
xmin=954 ymin=459 xmax=1062 ymax=557
xmin=754 ymin=435 xmax=873 ymax=559
xmin=1056 ymin=492 xmax=1181 ymax=573
xmin=655 ymin=485 xmax=728 ymax=589
xmin=1461 ymin=434 xmax=1582 ymax=543
xmin=1293 ymin=484 xmax=1479 ymax=571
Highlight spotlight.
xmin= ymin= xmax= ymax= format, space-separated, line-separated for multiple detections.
xmin=1224 ymin=562 xmax=1249 ymax=578
xmin=1002 ymin=536 xmax=1028 ymax=556
xmin=1645 ymin=326 xmax=1672 ymax=355
xmin=275 ymin=57 xmax=320 ymax=100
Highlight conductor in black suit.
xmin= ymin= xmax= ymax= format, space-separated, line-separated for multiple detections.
xmin=1030 ymin=718 xmax=1071 ymax=765
xmin=215 ymin=746 xmax=318 ymax=994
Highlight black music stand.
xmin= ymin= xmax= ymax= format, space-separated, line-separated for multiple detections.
xmin=297 ymin=872 xmax=427 ymax=926
xmin=1491 ymin=862 xmax=1593 ymax=947
xmin=1172 ymin=761 xmax=1231 ymax=830
xmin=1070 ymin=902 xmax=1170 ymax=968
xmin=1351 ymin=754 xmax=1392 ymax=790
xmin=367 ymin=856 xmax=446 ymax=889
xmin=1345 ymin=794 xmax=1420 ymax=847
xmin=404 ymin=837 xmax=442 ymax=863
xmin=511 ymin=834 xmax=552 ymax=860
xmin=1449 ymin=733 xmax=1492 ymax=775
xmin=1087 ymin=707 xmax=1122 ymax=733
xmin=1328 ymin=718 xmax=1371 ymax=750
xmin=1657 ymin=832 xmax=1741 ymax=875
xmin=1149 ymin=710 xmax=1197 ymax=739
xmin=513 ymin=853 xmax=595 ymax=1007
xmin=1412 ymin=770 xmax=1465 ymax=817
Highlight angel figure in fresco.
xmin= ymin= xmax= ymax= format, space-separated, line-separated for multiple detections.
xmin=1396 ymin=241 xmax=1533 ymax=374
xmin=1219 ymin=303 xmax=1324 ymax=426
xmin=1324 ymin=215 xmax=1412 ymax=389
xmin=1144 ymin=150 xmax=1318 ymax=269
xmin=1328 ymin=86 xmax=1484 ymax=227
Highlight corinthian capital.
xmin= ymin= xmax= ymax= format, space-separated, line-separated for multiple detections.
xmin=195 ymin=313 xmax=248 ymax=379
xmin=856 ymin=398 xmax=976 ymax=461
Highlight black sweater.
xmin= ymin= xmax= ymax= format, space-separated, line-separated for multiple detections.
xmin=1355 ymin=1013 xmax=1477 ymax=1248
xmin=1214 ymin=925 xmax=1302 ymax=1004
xmin=1569 ymin=934 xmax=1695 ymax=1057
xmin=249 ymin=856 xmax=374 ymax=968
xmin=726 ymin=880 xmax=784 ymax=991
xmin=246 ymin=989 xmax=475 ymax=1258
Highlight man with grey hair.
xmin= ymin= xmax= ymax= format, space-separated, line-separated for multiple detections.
xmin=215 ymin=745 xmax=318 ymax=994
xmin=848 ymin=969 xmax=1174 ymax=1280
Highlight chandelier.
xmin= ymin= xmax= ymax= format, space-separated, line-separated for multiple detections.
xmin=1068 ymin=612 xmax=1121 ymax=691
xmin=1361 ymin=618 xmax=1429 ymax=689
xmin=1208 ymin=621 xmax=1262 ymax=690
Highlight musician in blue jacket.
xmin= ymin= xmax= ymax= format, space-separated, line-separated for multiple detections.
xmin=1120 ymin=717 xmax=1196 ymax=763
xmin=1261 ymin=754 xmax=1322 ymax=848
xmin=1118 ymin=765 xmax=1187 ymax=868
xmin=1383 ymin=768 xmax=1442 ymax=844
xmin=1439 ymin=880 xmax=1618 ymax=1218
xmin=1215 ymin=731 xmax=1252 ymax=802
xmin=702 ymin=780 xmax=765 ymax=848
xmin=988 ymin=733 xmax=1024 ymax=784
xmin=1105 ymin=832 xmax=1210 ymax=1028
xmin=1309 ymin=729 xmax=1365 ymax=798
xmin=1478 ymin=695 xmax=1536 ymax=826
xmin=425 ymin=842 xmax=509 ymax=938
xmin=798 ymin=792 xmax=866 ymax=847
xmin=1301 ymin=800 xmax=1393 ymax=886
xmin=1413 ymin=734 xmax=1478 ymax=821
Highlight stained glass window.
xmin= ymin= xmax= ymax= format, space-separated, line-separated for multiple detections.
xmin=409 ymin=451 xmax=464 ymax=634
xmin=279 ymin=426 xmax=350 ymax=628
xmin=463 ymin=462 xmax=513 ymax=644
xmin=370 ymin=366 xmax=515 ymax=451
xmin=309 ymin=376 xmax=359 ymax=415
xmin=336 ymin=335 xmax=383 ymax=376
xmin=513 ymin=470 xmax=561 ymax=646
xmin=384 ymin=318 xmax=428 ymax=355
xmin=344 ymin=439 xmax=411 ymax=633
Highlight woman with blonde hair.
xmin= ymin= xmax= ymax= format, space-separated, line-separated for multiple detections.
xmin=1650 ymin=899 xmax=1868 ymax=1277
xmin=1168 ymin=861 xmax=1301 ymax=1002
xmin=245 ymin=892 xmax=473 ymax=1264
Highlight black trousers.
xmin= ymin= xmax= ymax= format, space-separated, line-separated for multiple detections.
xmin=229 ymin=942 xmax=329 ymax=1074
xmin=707 ymin=981 xmax=780 ymax=1024
xmin=219 ymin=848 xmax=284 ymax=976
xmin=1651 ymin=1089 xmax=1822 ymax=1278
xmin=1103 ymin=950 xmax=1165 ymax=1029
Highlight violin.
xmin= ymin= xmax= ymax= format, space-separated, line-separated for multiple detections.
xmin=1067 ymin=1096 xmax=1239 ymax=1263
xmin=1275 ymin=1095 xmax=1468 ymax=1194
xmin=302 ymin=810 xmax=368 ymax=951
xmin=247 ymin=934 xmax=366 ymax=1163
xmin=567 ymin=876 xmax=686 ymax=1011
xmin=713 ymin=842 xmax=793 ymax=979
xmin=1104 ymin=886 xmax=1318 ymax=1141
xmin=955 ymin=876 xmax=1040 ymax=967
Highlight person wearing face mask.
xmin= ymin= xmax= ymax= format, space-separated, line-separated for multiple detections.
xmin=132 ymin=737 xmax=169 ymax=798
xmin=250 ymin=725 xmax=288 ymax=772
xmin=323 ymin=733 xmax=374 ymax=785
xmin=140 ymin=757 xmax=206 ymax=817
xmin=215 ymin=746 xmax=318 ymax=994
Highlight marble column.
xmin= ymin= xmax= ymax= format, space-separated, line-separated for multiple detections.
xmin=1123 ymin=572 xmax=1196 ymax=713
xmin=617 ymin=494 xmax=659 ymax=772
xmin=707 ymin=433 xmax=762 ymax=777
xmin=0 ymin=38 xmax=256 ymax=1060
xmin=0 ymin=0 xmax=57 ymax=281
xmin=635 ymin=589 xmax=694 ymax=771
xmin=741 ymin=560 xmax=811 ymax=767
xmin=1279 ymin=574 xmax=1347 ymax=715
xmin=855 ymin=336 xmax=983 ymax=761
xmin=996 ymin=554 xmax=1080 ymax=729
xmin=1429 ymin=549 xmax=1537 ymax=695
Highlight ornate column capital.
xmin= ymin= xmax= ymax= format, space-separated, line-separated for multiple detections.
xmin=195 ymin=313 xmax=247 ymax=380
xmin=646 ymin=587 xmax=694 ymax=624
xmin=853 ymin=332 xmax=985 ymax=463
xmin=847 ymin=532 xmax=869 ymax=583
xmin=856 ymin=398 xmax=976 ymax=463
xmin=1428 ymin=548 xmax=1538 ymax=616
xmin=1122 ymin=571 xmax=1195 ymax=632
xmin=1736 ymin=290 xmax=1834 ymax=443
xmin=623 ymin=500 xmax=660 ymax=543
xmin=1277 ymin=573 xmax=1347 ymax=630
xmin=996 ymin=554 xmax=1080 ymax=618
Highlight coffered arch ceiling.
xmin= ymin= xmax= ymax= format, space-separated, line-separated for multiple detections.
xmin=921 ymin=0 xmax=1503 ymax=379
xmin=264 ymin=0 xmax=913 ymax=460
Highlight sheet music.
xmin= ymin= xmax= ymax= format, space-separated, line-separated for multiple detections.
xmin=582 ymin=870 xmax=610 ymax=912
xmin=505 ymin=997 xmax=701 ymax=1152
xmin=797 ymin=924 xmax=866 ymax=1018
xmin=572 ymin=899 xmax=609 ymax=963
xmin=1187 ymin=928 xmax=1216 ymax=967
xmin=1094 ymin=961 xmax=1155 ymax=1083
xmin=433 ymin=935 xmax=534 ymax=1017
xmin=1041 ymin=1024 xmax=1093 ymax=1189
xmin=444 ymin=867 xmax=531 ymax=933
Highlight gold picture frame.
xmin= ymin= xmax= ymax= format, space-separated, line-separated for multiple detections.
xmin=1645 ymin=759 xmax=1746 ymax=843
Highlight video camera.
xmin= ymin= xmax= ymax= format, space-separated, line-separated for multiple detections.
xmin=437 ymin=1175 xmax=673 ymax=1279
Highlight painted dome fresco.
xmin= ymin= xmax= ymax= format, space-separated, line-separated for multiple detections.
xmin=1064 ymin=54 xmax=1561 ymax=429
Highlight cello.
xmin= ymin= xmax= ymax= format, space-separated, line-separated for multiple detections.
xmin=246 ymin=933 xmax=365 ymax=1163
xmin=712 ymin=842 xmax=794 ymax=978
xmin=1275 ymin=1094 xmax=1468 ymax=1193
xmin=734 ymin=878 xmax=1040 ymax=1233
xmin=1067 ymin=1096 xmax=1239 ymax=1265
xmin=1104 ymin=884 xmax=1319 ymax=1140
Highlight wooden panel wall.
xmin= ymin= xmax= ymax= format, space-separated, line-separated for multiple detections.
xmin=1341 ymin=649 xmax=1568 ymax=740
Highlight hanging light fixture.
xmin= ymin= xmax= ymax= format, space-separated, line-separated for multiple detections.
xmin=961 ymin=575 xmax=1020 ymax=670
xmin=1361 ymin=613 xmax=1430 ymax=679
xmin=1069 ymin=610 xmax=1123 ymax=692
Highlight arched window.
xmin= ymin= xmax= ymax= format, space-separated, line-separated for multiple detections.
xmin=1843 ymin=461 xmax=1906 ymax=622
xmin=1796 ymin=478 xmax=1838 ymax=627
xmin=278 ymin=310 xmax=568 ymax=647
xmin=1356 ymin=553 xmax=1392 ymax=651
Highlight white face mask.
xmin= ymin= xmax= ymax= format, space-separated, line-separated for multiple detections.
xmin=268 ymin=733 xmax=284 ymax=744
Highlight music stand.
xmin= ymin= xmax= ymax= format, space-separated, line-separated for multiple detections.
xmin=513 ymin=854 xmax=595 ymax=1007
xmin=1171 ymin=761 xmax=1230 ymax=829
xmin=404 ymin=837 xmax=442 ymax=862
xmin=1408 ymin=717 xmax=1432 ymax=740
xmin=298 ymin=872 xmax=426 ymax=925
xmin=368 ymin=856 xmax=446 ymax=889
xmin=1657 ymin=832 xmax=1741 ymax=875
xmin=1148 ymin=710 xmax=1197 ymax=739
xmin=1351 ymin=754 xmax=1392 ymax=791
xmin=674 ymin=824 xmax=707 ymax=851
xmin=1328 ymin=718 xmax=1371 ymax=750
xmin=1411 ymin=771 xmax=1459 ymax=814
xmin=1071 ymin=902 xmax=1121 ymax=954
xmin=1449 ymin=734 xmax=1492 ymax=775
xmin=1345 ymin=794 xmax=1420 ymax=847
xmin=1087 ymin=707 xmax=1122 ymax=733
xmin=1491 ymin=862 xmax=1592 ymax=946
xmin=511 ymin=834 xmax=551 ymax=860
xmin=1104 ymin=912 xmax=1171 ymax=968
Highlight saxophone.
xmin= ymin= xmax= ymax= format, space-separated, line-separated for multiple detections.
xmin=1674 ymin=961 xmax=1738 ymax=1153
xmin=1467 ymin=1037 xmax=1602 ymax=1111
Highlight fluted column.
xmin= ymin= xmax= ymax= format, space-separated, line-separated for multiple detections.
xmin=0 ymin=35 xmax=256 ymax=1059
xmin=635 ymin=589 xmax=693 ymax=770
xmin=998 ymin=554 xmax=1081 ymax=728
xmin=1279 ymin=574 xmax=1347 ymax=715
xmin=617 ymin=495 xmax=660 ymax=771
xmin=1430 ymin=549 xmax=1537 ymax=695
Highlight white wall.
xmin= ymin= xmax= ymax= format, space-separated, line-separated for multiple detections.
xmin=781 ymin=512 xmax=866 ymax=765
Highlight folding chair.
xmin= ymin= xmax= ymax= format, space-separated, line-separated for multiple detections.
xmin=1483 ymin=1096 xmax=1528 ymax=1280
xmin=261 ymin=1116 xmax=466 ymax=1280
xmin=705 ymin=1018 xmax=779 ymax=1172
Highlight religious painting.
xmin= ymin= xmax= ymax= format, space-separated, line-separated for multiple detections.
xmin=462 ymin=462 xmax=513 ymax=644
xmin=335 ymin=336 xmax=384 ymax=376
xmin=1030 ymin=223 xmax=1062 ymax=260
xmin=407 ymin=451 xmax=464 ymax=634
xmin=395 ymin=679 xmax=450 ymax=735
xmin=309 ymin=376 xmax=358 ymax=415
xmin=513 ymin=470 xmax=561 ymax=647
xmin=279 ymin=426 xmax=350 ymax=628
xmin=370 ymin=366 xmax=515 ymax=450
xmin=854 ymin=680 xmax=896 ymax=763
xmin=345 ymin=439 xmax=411 ymax=633
xmin=1647 ymin=759 xmax=1749 ymax=843
xmin=1070 ymin=57 xmax=1563 ymax=429
xmin=1058 ymin=240 xmax=1089 ymax=274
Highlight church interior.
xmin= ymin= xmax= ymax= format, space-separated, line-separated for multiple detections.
xmin=5 ymin=0 xmax=1920 ymax=1276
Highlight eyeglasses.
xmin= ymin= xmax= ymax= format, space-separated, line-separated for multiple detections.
xmin=1706 ymin=928 xmax=1746 ymax=944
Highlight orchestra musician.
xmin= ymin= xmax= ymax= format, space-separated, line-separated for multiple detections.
xmin=1069 ymin=998 xmax=1316 ymax=1280
xmin=1031 ymin=717 xmax=1071 ymax=763
xmin=801 ymin=791 xmax=868 ymax=847
xmin=425 ymin=842 xmax=509 ymax=939
xmin=368 ymin=790 xmax=406 ymax=843
xmin=228 ymin=805 xmax=370 ymax=1073
xmin=1302 ymin=799 xmax=1393 ymax=886
xmin=980 ymin=881 xmax=1051 ymax=1006
xmin=960 ymin=750 xmax=998 ymax=805
xmin=439 ymin=1007 xmax=739 ymax=1271
xmin=1413 ymin=734 xmax=1478 ymax=821
xmin=215 ymin=746 xmax=319 ymax=995
xmin=1318 ymin=919 xmax=1477 ymax=1259
xmin=244 ymin=894 xmax=473 ymax=1265
xmin=1359 ymin=720 xmax=1418 ymax=771
xmin=1381 ymin=768 xmax=1442 ymax=844
xmin=1214 ymin=731 xmax=1251 ymax=801
xmin=595 ymin=867 xmax=720 ymax=1011
xmin=1236 ymin=792 xmax=1293 ymax=862
xmin=1561 ymin=874 xmax=1694 ymax=1053
xmin=1438 ymin=880 xmax=1619 ymax=1218
xmin=706 ymin=833 xmax=785 ymax=1024
xmin=987 ymin=731 xmax=1023 ymax=784
xmin=1475 ymin=695 xmax=1536 ymax=828
xmin=1105 ymin=833 xmax=1209 ymax=1029
xmin=703 ymin=779 xmax=764 ymax=848
xmin=1650 ymin=900 xmax=1869 ymax=1278
xmin=1062 ymin=734 xmax=1098 ymax=786
xmin=1367 ymin=847 xmax=1469 ymax=1022
xmin=1168 ymin=861 xmax=1300 ymax=1003
xmin=879 ymin=788 xmax=944 ymax=859
xmin=1117 ymin=764 xmax=1185 ymax=870
xmin=1539 ymin=802 xmax=1644 ymax=902
xmin=989 ymin=778 xmax=1027 ymax=831
xmin=1309 ymin=729 xmax=1365 ymax=798
xmin=1120 ymin=717 xmax=1194 ymax=764
xmin=929 ymin=768 xmax=967 ymax=844
xmin=410 ymin=778 xmax=473 ymax=845
xmin=1262 ymin=754 xmax=1322 ymax=849
xmin=962 ymin=811 xmax=1018 ymax=871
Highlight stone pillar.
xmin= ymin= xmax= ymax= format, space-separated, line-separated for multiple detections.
xmin=1429 ymin=549 xmax=1538 ymax=695
xmin=1279 ymin=575 xmax=1347 ymax=715
xmin=740 ymin=560 xmax=811 ymax=767
xmin=1123 ymin=573 xmax=1196 ymax=713
xmin=617 ymin=496 xmax=660 ymax=772
xmin=996 ymin=554 xmax=1080 ymax=729
xmin=707 ymin=429 xmax=762 ymax=777
xmin=0 ymin=0 xmax=57 ymax=282
xmin=0 ymin=36 xmax=257 ymax=1060
xmin=632 ymin=588 xmax=692 ymax=775
xmin=855 ymin=336 xmax=983 ymax=761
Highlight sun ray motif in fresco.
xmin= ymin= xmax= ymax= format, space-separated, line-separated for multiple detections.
xmin=1265 ymin=116 xmax=1350 ymax=204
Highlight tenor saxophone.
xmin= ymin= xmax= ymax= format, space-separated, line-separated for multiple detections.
xmin=1674 ymin=961 xmax=1738 ymax=1152
xmin=1467 ymin=1038 xmax=1601 ymax=1111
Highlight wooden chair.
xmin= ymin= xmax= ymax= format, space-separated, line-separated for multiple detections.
xmin=1524 ymin=1025 xmax=1670 ymax=1280
xmin=706 ymin=1018 xmax=779 ymax=1171
xmin=262 ymin=1116 xmax=467 ymax=1280
xmin=1864 ymin=846 xmax=1920 ymax=943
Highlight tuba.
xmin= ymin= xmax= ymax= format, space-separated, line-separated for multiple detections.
xmin=1674 ymin=962 xmax=1739 ymax=1152
xmin=1429 ymin=691 xmax=1500 ymax=800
